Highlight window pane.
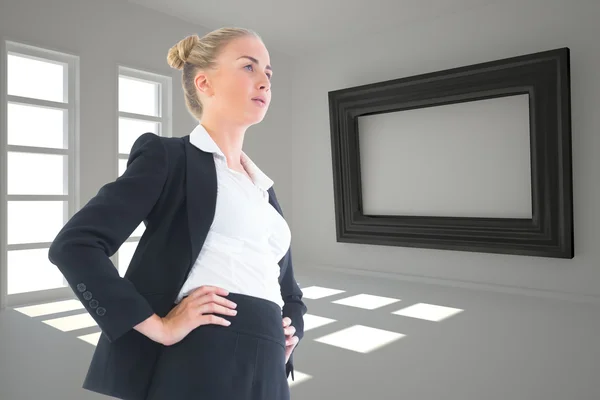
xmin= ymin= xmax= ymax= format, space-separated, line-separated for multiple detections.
xmin=8 ymin=103 xmax=67 ymax=149
xmin=8 ymin=54 xmax=66 ymax=103
xmin=8 ymin=201 xmax=66 ymax=245
xmin=118 ymin=158 xmax=128 ymax=177
xmin=119 ymin=76 xmax=159 ymax=117
xmin=117 ymin=241 xmax=139 ymax=277
xmin=8 ymin=248 xmax=67 ymax=295
xmin=118 ymin=118 xmax=159 ymax=154
xmin=8 ymin=152 xmax=67 ymax=195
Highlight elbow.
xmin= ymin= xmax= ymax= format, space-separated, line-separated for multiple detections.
xmin=47 ymin=235 xmax=64 ymax=265
xmin=48 ymin=231 xmax=72 ymax=265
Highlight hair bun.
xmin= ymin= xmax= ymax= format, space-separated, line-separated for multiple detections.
xmin=167 ymin=34 xmax=200 ymax=70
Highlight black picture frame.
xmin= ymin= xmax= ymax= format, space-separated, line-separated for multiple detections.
xmin=328 ymin=48 xmax=573 ymax=259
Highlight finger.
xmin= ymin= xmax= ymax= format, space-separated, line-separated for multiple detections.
xmin=284 ymin=325 xmax=296 ymax=336
xmin=189 ymin=285 xmax=230 ymax=299
xmin=198 ymin=303 xmax=238 ymax=316
xmin=200 ymin=313 xmax=231 ymax=327
xmin=285 ymin=342 xmax=295 ymax=355
xmin=282 ymin=317 xmax=292 ymax=327
xmin=286 ymin=336 xmax=299 ymax=347
xmin=194 ymin=292 xmax=237 ymax=309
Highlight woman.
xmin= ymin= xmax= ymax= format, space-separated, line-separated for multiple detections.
xmin=48 ymin=27 xmax=306 ymax=400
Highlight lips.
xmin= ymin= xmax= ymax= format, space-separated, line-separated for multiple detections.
xmin=252 ymin=97 xmax=266 ymax=105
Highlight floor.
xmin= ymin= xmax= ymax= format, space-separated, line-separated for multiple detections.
xmin=1 ymin=265 xmax=599 ymax=400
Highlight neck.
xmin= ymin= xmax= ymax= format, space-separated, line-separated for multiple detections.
xmin=199 ymin=117 xmax=247 ymax=168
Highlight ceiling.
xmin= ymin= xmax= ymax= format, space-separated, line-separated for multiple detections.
xmin=125 ymin=0 xmax=500 ymax=56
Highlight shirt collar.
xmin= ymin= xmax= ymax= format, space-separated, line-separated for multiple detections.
xmin=189 ymin=123 xmax=274 ymax=191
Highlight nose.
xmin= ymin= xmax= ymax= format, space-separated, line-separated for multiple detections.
xmin=258 ymin=74 xmax=271 ymax=91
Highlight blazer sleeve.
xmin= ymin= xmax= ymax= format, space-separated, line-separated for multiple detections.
xmin=268 ymin=187 xmax=308 ymax=381
xmin=280 ymin=246 xmax=307 ymax=381
xmin=48 ymin=132 xmax=168 ymax=343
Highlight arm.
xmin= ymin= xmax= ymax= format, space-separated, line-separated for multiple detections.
xmin=280 ymin=247 xmax=307 ymax=381
xmin=267 ymin=187 xmax=307 ymax=380
xmin=48 ymin=132 xmax=168 ymax=343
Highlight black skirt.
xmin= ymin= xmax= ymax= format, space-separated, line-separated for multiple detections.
xmin=145 ymin=292 xmax=290 ymax=400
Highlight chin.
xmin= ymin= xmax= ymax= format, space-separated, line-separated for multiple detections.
xmin=244 ymin=111 xmax=267 ymax=125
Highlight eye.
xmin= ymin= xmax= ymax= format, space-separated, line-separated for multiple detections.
xmin=245 ymin=64 xmax=272 ymax=80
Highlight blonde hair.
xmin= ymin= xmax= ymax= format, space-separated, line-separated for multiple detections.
xmin=167 ymin=27 xmax=261 ymax=120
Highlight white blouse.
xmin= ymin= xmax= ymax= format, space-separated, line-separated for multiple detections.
xmin=175 ymin=123 xmax=291 ymax=310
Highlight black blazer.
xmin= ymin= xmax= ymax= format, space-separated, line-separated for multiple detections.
xmin=48 ymin=132 xmax=307 ymax=400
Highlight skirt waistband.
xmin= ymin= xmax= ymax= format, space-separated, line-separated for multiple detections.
xmin=182 ymin=292 xmax=285 ymax=347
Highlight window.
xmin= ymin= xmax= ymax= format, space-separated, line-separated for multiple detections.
xmin=1 ymin=41 xmax=79 ymax=304
xmin=115 ymin=66 xmax=172 ymax=276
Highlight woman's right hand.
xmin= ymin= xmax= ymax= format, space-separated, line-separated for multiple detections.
xmin=160 ymin=285 xmax=237 ymax=346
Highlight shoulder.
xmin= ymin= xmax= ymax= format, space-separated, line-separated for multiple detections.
xmin=127 ymin=134 xmax=185 ymax=176
xmin=153 ymin=135 xmax=189 ymax=176
xmin=154 ymin=134 xmax=187 ymax=154
xmin=135 ymin=134 xmax=186 ymax=161
xmin=129 ymin=132 xmax=167 ymax=163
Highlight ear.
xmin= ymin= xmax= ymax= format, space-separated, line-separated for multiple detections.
xmin=194 ymin=72 xmax=213 ymax=97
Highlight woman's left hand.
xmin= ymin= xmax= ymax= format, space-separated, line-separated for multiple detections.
xmin=282 ymin=317 xmax=299 ymax=364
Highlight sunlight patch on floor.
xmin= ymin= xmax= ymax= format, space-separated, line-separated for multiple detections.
xmin=300 ymin=286 xmax=345 ymax=299
xmin=42 ymin=313 xmax=97 ymax=332
xmin=392 ymin=303 xmax=464 ymax=322
xmin=14 ymin=299 xmax=85 ymax=317
xmin=314 ymin=325 xmax=406 ymax=353
xmin=288 ymin=371 xmax=312 ymax=387
xmin=78 ymin=332 xmax=101 ymax=345
xmin=332 ymin=293 xmax=401 ymax=310
xmin=303 ymin=314 xmax=337 ymax=332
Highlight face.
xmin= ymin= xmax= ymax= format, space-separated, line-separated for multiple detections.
xmin=195 ymin=35 xmax=272 ymax=126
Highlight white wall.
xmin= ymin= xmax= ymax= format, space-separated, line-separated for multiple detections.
xmin=290 ymin=0 xmax=600 ymax=301
xmin=0 ymin=0 xmax=294 ymax=221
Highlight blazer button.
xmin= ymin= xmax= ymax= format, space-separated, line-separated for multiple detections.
xmin=77 ymin=283 xmax=86 ymax=292
xmin=89 ymin=299 xmax=99 ymax=309
xmin=83 ymin=291 xmax=93 ymax=301
xmin=96 ymin=307 xmax=106 ymax=316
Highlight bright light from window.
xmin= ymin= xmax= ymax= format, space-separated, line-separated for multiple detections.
xmin=288 ymin=371 xmax=312 ymax=387
xmin=7 ymin=248 xmax=67 ymax=295
xmin=332 ymin=294 xmax=401 ymax=310
xmin=301 ymin=286 xmax=345 ymax=300
xmin=7 ymin=201 xmax=65 ymax=245
xmin=118 ymin=118 xmax=159 ymax=154
xmin=7 ymin=103 xmax=67 ymax=148
xmin=8 ymin=54 xmax=66 ymax=102
xmin=131 ymin=223 xmax=145 ymax=237
xmin=392 ymin=303 xmax=464 ymax=322
xmin=78 ymin=332 xmax=101 ymax=346
xmin=42 ymin=313 xmax=97 ymax=332
xmin=14 ymin=299 xmax=84 ymax=317
xmin=315 ymin=325 xmax=405 ymax=353
xmin=315 ymin=325 xmax=406 ymax=353
xmin=119 ymin=76 xmax=159 ymax=117
xmin=118 ymin=159 xmax=128 ymax=177
xmin=7 ymin=152 xmax=66 ymax=195
xmin=117 ymin=241 xmax=140 ymax=276
xmin=303 ymin=314 xmax=337 ymax=332
xmin=4 ymin=45 xmax=77 ymax=299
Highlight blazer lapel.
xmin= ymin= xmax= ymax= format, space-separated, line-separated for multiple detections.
xmin=184 ymin=136 xmax=217 ymax=265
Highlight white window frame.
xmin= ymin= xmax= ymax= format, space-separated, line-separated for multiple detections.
xmin=114 ymin=66 xmax=172 ymax=273
xmin=0 ymin=40 xmax=80 ymax=309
